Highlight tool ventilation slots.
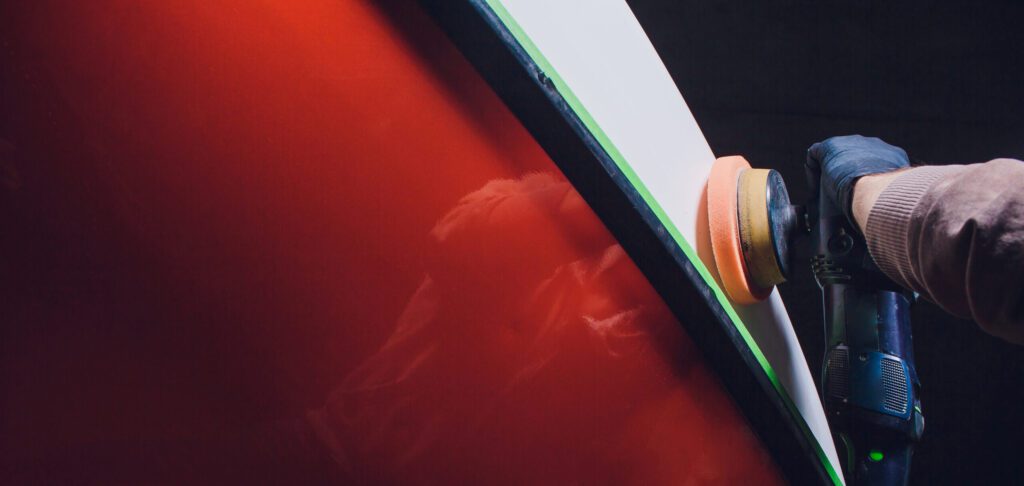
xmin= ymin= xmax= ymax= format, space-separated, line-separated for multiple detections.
xmin=825 ymin=348 xmax=849 ymax=400
xmin=881 ymin=358 xmax=910 ymax=414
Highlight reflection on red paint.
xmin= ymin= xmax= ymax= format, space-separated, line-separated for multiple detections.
xmin=309 ymin=173 xmax=781 ymax=483
xmin=0 ymin=0 xmax=781 ymax=483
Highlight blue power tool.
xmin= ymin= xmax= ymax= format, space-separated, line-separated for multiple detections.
xmin=707 ymin=156 xmax=925 ymax=485
xmin=808 ymin=163 xmax=925 ymax=484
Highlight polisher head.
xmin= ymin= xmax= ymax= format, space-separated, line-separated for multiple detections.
xmin=706 ymin=156 xmax=797 ymax=304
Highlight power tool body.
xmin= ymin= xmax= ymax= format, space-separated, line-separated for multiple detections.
xmin=707 ymin=156 xmax=925 ymax=485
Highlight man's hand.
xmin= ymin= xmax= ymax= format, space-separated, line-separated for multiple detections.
xmin=806 ymin=135 xmax=910 ymax=229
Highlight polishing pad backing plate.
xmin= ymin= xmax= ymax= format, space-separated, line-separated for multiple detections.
xmin=738 ymin=168 xmax=787 ymax=289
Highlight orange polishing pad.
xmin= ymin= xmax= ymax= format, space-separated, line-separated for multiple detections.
xmin=707 ymin=156 xmax=771 ymax=304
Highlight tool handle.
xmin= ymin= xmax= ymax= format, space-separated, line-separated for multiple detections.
xmin=820 ymin=283 xmax=923 ymax=485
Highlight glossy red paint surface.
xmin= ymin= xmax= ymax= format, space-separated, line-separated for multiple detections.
xmin=0 ymin=1 xmax=783 ymax=483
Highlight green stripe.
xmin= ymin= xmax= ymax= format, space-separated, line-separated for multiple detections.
xmin=481 ymin=1 xmax=841 ymax=484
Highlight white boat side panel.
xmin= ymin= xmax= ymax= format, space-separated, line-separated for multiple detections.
xmin=495 ymin=0 xmax=842 ymax=480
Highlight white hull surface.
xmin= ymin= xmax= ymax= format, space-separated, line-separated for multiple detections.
xmin=491 ymin=0 xmax=843 ymax=481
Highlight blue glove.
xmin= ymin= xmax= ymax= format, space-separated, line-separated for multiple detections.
xmin=805 ymin=135 xmax=910 ymax=223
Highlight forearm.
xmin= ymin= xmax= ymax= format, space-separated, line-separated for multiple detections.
xmin=854 ymin=159 xmax=1024 ymax=343
xmin=852 ymin=169 xmax=908 ymax=230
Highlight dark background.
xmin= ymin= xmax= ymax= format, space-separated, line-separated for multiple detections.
xmin=627 ymin=1 xmax=1024 ymax=483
